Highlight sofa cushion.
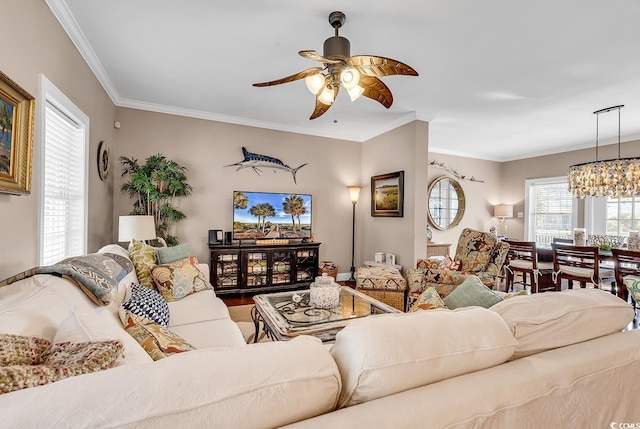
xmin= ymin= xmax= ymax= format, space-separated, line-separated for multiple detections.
xmin=119 ymin=283 xmax=170 ymax=327
xmin=0 ymin=334 xmax=51 ymax=365
xmin=443 ymin=275 xmax=503 ymax=309
xmin=156 ymin=243 xmax=193 ymax=264
xmin=128 ymin=239 xmax=157 ymax=289
xmin=167 ymin=289 xmax=229 ymax=326
xmin=0 ymin=340 xmax=123 ymax=395
xmin=408 ymin=286 xmax=445 ymax=312
xmin=123 ymin=313 xmax=195 ymax=361
xmin=490 ymin=288 xmax=634 ymax=359
xmin=151 ymin=256 xmax=212 ymax=302
xmin=169 ymin=318 xmax=247 ymax=349
xmin=330 ymin=306 xmax=518 ymax=408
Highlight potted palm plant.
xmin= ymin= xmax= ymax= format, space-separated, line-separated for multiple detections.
xmin=120 ymin=154 xmax=192 ymax=246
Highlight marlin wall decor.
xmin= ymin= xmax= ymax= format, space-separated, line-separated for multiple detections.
xmin=225 ymin=147 xmax=307 ymax=184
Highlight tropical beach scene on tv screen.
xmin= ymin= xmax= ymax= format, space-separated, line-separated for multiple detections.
xmin=233 ymin=191 xmax=312 ymax=240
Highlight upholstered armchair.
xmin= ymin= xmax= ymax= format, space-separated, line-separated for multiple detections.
xmin=406 ymin=228 xmax=510 ymax=309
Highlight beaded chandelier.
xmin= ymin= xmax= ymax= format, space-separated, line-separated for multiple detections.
xmin=567 ymin=105 xmax=640 ymax=199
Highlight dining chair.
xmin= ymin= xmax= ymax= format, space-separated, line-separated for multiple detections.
xmin=551 ymin=243 xmax=615 ymax=291
xmin=503 ymin=240 xmax=553 ymax=293
xmin=612 ymin=248 xmax=640 ymax=306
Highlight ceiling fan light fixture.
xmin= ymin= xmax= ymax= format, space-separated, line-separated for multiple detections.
xmin=318 ymin=86 xmax=335 ymax=105
xmin=305 ymin=73 xmax=325 ymax=95
xmin=340 ymin=67 xmax=360 ymax=89
xmin=347 ymin=85 xmax=364 ymax=102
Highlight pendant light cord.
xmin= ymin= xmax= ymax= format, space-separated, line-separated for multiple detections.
xmin=592 ymin=104 xmax=624 ymax=161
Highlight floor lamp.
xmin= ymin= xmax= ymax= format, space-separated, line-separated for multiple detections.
xmin=347 ymin=186 xmax=362 ymax=282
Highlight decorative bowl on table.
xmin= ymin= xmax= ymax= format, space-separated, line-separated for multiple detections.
xmin=587 ymin=235 xmax=626 ymax=251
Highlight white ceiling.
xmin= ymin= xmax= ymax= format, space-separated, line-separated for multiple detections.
xmin=47 ymin=0 xmax=640 ymax=161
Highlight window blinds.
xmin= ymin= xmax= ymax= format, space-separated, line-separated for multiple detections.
xmin=41 ymin=101 xmax=86 ymax=265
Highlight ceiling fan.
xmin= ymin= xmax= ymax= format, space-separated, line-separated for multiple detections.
xmin=253 ymin=11 xmax=419 ymax=120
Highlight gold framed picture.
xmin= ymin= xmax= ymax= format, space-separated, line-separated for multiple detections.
xmin=0 ymin=70 xmax=35 ymax=195
xmin=371 ymin=171 xmax=404 ymax=217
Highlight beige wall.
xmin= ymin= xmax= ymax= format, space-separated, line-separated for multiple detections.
xmin=361 ymin=121 xmax=429 ymax=269
xmin=112 ymin=110 xmax=430 ymax=276
xmin=501 ymin=139 xmax=640 ymax=240
xmin=426 ymin=153 xmax=502 ymax=255
xmin=112 ymin=109 xmax=350 ymax=275
xmin=0 ymin=0 xmax=116 ymax=280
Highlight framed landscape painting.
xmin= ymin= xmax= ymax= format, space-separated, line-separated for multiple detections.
xmin=0 ymin=70 xmax=35 ymax=195
xmin=371 ymin=171 xmax=404 ymax=217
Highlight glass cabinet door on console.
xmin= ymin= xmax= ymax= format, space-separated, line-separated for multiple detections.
xmin=295 ymin=248 xmax=318 ymax=283
xmin=271 ymin=249 xmax=293 ymax=286
xmin=211 ymin=250 xmax=241 ymax=290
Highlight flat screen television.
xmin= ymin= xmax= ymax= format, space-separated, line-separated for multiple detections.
xmin=233 ymin=191 xmax=312 ymax=240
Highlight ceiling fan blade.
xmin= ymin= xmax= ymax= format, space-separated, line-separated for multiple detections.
xmin=310 ymin=86 xmax=339 ymax=120
xmin=359 ymin=75 xmax=393 ymax=108
xmin=348 ymin=56 xmax=418 ymax=77
xmin=253 ymin=67 xmax=323 ymax=87
xmin=299 ymin=50 xmax=342 ymax=64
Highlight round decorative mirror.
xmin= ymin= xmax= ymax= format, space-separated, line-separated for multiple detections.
xmin=427 ymin=176 xmax=465 ymax=230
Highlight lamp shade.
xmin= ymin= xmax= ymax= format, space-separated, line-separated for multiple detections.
xmin=118 ymin=215 xmax=157 ymax=242
xmin=347 ymin=185 xmax=362 ymax=204
xmin=493 ymin=204 xmax=513 ymax=218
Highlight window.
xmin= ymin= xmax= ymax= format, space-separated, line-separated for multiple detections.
xmin=524 ymin=176 xmax=577 ymax=243
xmin=38 ymin=75 xmax=89 ymax=265
xmin=586 ymin=195 xmax=640 ymax=236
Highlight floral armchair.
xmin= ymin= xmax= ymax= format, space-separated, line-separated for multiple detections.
xmin=406 ymin=228 xmax=510 ymax=309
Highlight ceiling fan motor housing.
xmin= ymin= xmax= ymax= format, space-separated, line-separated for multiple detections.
xmin=324 ymin=36 xmax=350 ymax=62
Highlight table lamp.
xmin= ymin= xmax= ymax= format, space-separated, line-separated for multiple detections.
xmin=118 ymin=215 xmax=157 ymax=246
xmin=493 ymin=204 xmax=513 ymax=238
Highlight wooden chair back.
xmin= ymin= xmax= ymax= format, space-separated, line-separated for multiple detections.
xmin=551 ymin=243 xmax=601 ymax=289
xmin=504 ymin=240 xmax=538 ymax=292
xmin=612 ymin=248 xmax=640 ymax=301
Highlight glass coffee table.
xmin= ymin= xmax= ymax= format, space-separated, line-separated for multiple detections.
xmin=251 ymin=286 xmax=401 ymax=343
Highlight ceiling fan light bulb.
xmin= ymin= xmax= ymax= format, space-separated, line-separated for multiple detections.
xmin=318 ymin=86 xmax=335 ymax=105
xmin=340 ymin=67 xmax=360 ymax=89
xmin=305 ymin=73 xmax=325 ymax=95
xmin=347 ymin=85 xmax=364 ymax=102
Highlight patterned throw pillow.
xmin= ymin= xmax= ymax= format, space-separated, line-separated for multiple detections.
xmin=0 ymin=340 xmax=123 ymax=394
xmin=128 ymin=239 xmax=158 ymax=289
xmin=443 ymin=275 xmax=503 ymax=310
xmin=409 ymin=286 xmax=447 ymax=312
xmin=0 ymin=334 xmax=51 ymax=366
xmin=120 ymin=283 xmax=170 ymax=327
xmin=123 ymin=314 xmax=195 ymax=361
xmin=151 ymin=256 xmax=212 ymax=302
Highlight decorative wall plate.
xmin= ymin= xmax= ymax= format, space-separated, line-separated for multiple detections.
xmin=97 ymin=140 xmax=110 ymax=181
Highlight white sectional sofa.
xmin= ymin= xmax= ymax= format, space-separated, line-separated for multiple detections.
xmin=1 ymin=244 xmax=640 ymax=428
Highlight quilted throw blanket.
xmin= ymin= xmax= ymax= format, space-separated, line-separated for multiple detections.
xmin=0 ymin=253 xmax=133 ymax=306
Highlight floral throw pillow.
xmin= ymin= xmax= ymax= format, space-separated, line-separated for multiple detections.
xmin=123 ymin=313 xmax=195 ymax=361
xmin=151 ymin=256 xmax=212 ymax=302
xmin=409 ymin=286 xmax=447 ymax=312
xmin=128 ymin=239 xmax=157 ymax=289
